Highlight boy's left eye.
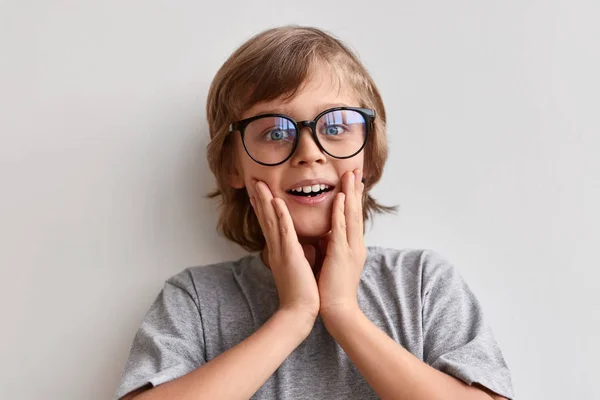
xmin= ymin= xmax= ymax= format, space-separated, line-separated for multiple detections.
xmin=265 ymin=129 xmax=291 ymax=141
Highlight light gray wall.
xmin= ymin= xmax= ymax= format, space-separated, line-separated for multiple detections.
xmin=1 ymin=1 xmax=598 ymax=399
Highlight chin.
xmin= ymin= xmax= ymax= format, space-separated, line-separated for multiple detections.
xmin=293 ymin=218 xmax=331 ymax=241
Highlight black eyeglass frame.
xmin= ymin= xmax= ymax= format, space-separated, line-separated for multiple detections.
xmin=228 ymin=106 xmax=376 ymax=166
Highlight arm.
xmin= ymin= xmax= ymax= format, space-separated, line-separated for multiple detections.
xmin=321 ymin=306 xmax=507 ymax=400
xmin=316 ymin=172 xmax=512 ymax=399
xmin=121 ymin=180 xmax=322 ymax=400
xmin=123 ymin=309 xmax=314 ymax=400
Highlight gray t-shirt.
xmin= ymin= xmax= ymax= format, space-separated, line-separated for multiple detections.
xmin=115 ymin=247 xmax=514 ymax=399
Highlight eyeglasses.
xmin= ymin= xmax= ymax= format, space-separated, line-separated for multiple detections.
xmin=228 ymin=107 xmax=375 ymax=166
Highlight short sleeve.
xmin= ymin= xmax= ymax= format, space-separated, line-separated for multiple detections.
xmin=421 ymin=251 xmax=515 ymax=399
xmin=114 ymin=272 xmax=206 ymax=400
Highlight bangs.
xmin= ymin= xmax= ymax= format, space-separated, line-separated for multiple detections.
xmin=231 ymin=56 xmax=352 ymax=120
xmin=213 ymin=27 xmax=366 ymax=123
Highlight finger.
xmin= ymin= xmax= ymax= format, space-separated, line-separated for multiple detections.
xmin=272 ymin=197 xmax=301 ymax=252
xmin=343 ymin=171 xmax=360 ymax=247
xmin=331 ymin=192 xmax=348 ymax=246
xmin=355 ymin=169 xmax=363 ymax=186
xmin=249 ymin=188 xmax=275 ymax=258
xmin=355 ymin=169 xmax=364 ymax=198
xmin=249 ymin=179 xmax=263 ymax=220
xmin=250 ymin=194 xmax=268 ymax=246
xmin=255 ymin=181 xmax=281 ymax=250
xmin=247 ymin=178 xmax=258 ymax=199
xmin=355 ymin=169 xmax=365 ymax=235
xmin=318 ymin=231 xmax=331 ymax=256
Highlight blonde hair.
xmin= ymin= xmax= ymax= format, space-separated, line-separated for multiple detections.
xmin=206 ymin=26 xmax=396 ymax=252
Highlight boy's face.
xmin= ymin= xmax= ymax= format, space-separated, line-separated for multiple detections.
xmin=229 ymin=68 xmax=365 ymax=242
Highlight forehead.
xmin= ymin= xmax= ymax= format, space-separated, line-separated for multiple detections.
xmin=241 ymin=66 xmax=360 ymax=120
xmin=244 ymin=103 xmax=356 ymax=120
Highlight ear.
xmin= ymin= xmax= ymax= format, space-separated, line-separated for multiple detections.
xmin=228 ymin=160 xmax=245 ymax=189
xmin=224 ymin=134 xmax=246 ymax=189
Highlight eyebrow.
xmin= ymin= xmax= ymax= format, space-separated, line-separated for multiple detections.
xmin=250 ymin=103 xmax=353 ymax=119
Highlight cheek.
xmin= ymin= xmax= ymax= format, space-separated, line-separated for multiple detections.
xmin=336 ymin=157 xmax=365 ymax=178
xmin=240 ymin=164 xmax=285 ymax=193
xmin=355 ymin=153 xmax=366 ymax=168
xmin=353 ymin=155 xmax=367 ymax=180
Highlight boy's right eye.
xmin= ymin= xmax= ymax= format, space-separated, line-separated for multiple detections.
xmin=262 ymin=128 xmax=294 ymax=142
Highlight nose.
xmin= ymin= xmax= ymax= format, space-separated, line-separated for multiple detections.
xmin=290 ymin=127 xmax=326 ymax=166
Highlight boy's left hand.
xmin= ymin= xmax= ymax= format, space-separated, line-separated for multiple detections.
xmin=317 ymin=169 xmax=367 ymax=319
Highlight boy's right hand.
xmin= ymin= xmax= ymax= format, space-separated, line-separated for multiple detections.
xmin=249 ymin=180 xmax=320 ymax=325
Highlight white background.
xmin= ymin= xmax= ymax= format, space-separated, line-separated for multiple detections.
xmin=1 ymin=1 xmax=598 ymax=399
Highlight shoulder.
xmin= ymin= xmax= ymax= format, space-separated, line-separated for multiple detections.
xmin=162 ymin=255 xmax=254 ymax=301
xmin=365 ymin=246 xmax=460 ymax=292
xmin=366 ymin=246 xmax=454 ymax=275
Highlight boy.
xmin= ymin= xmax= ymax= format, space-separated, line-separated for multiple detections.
xmin=115 ymin=26 xmax=514 ymax=400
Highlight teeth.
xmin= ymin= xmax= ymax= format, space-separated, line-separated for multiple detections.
xmin=291 ymin=184 xmax=330 ymax=193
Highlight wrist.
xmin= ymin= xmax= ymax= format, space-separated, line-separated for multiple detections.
xmin=274 ymin=307 xmax=317 ymax=337
xmin=320 ymin=302 xmax=361 ymax=327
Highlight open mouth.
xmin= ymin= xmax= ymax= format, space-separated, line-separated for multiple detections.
xmin=286 ymin=184 xmax=334 ymax=198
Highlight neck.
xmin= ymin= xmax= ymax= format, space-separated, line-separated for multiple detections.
xmin=260 ymin=234 xmax=327 ymax=273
